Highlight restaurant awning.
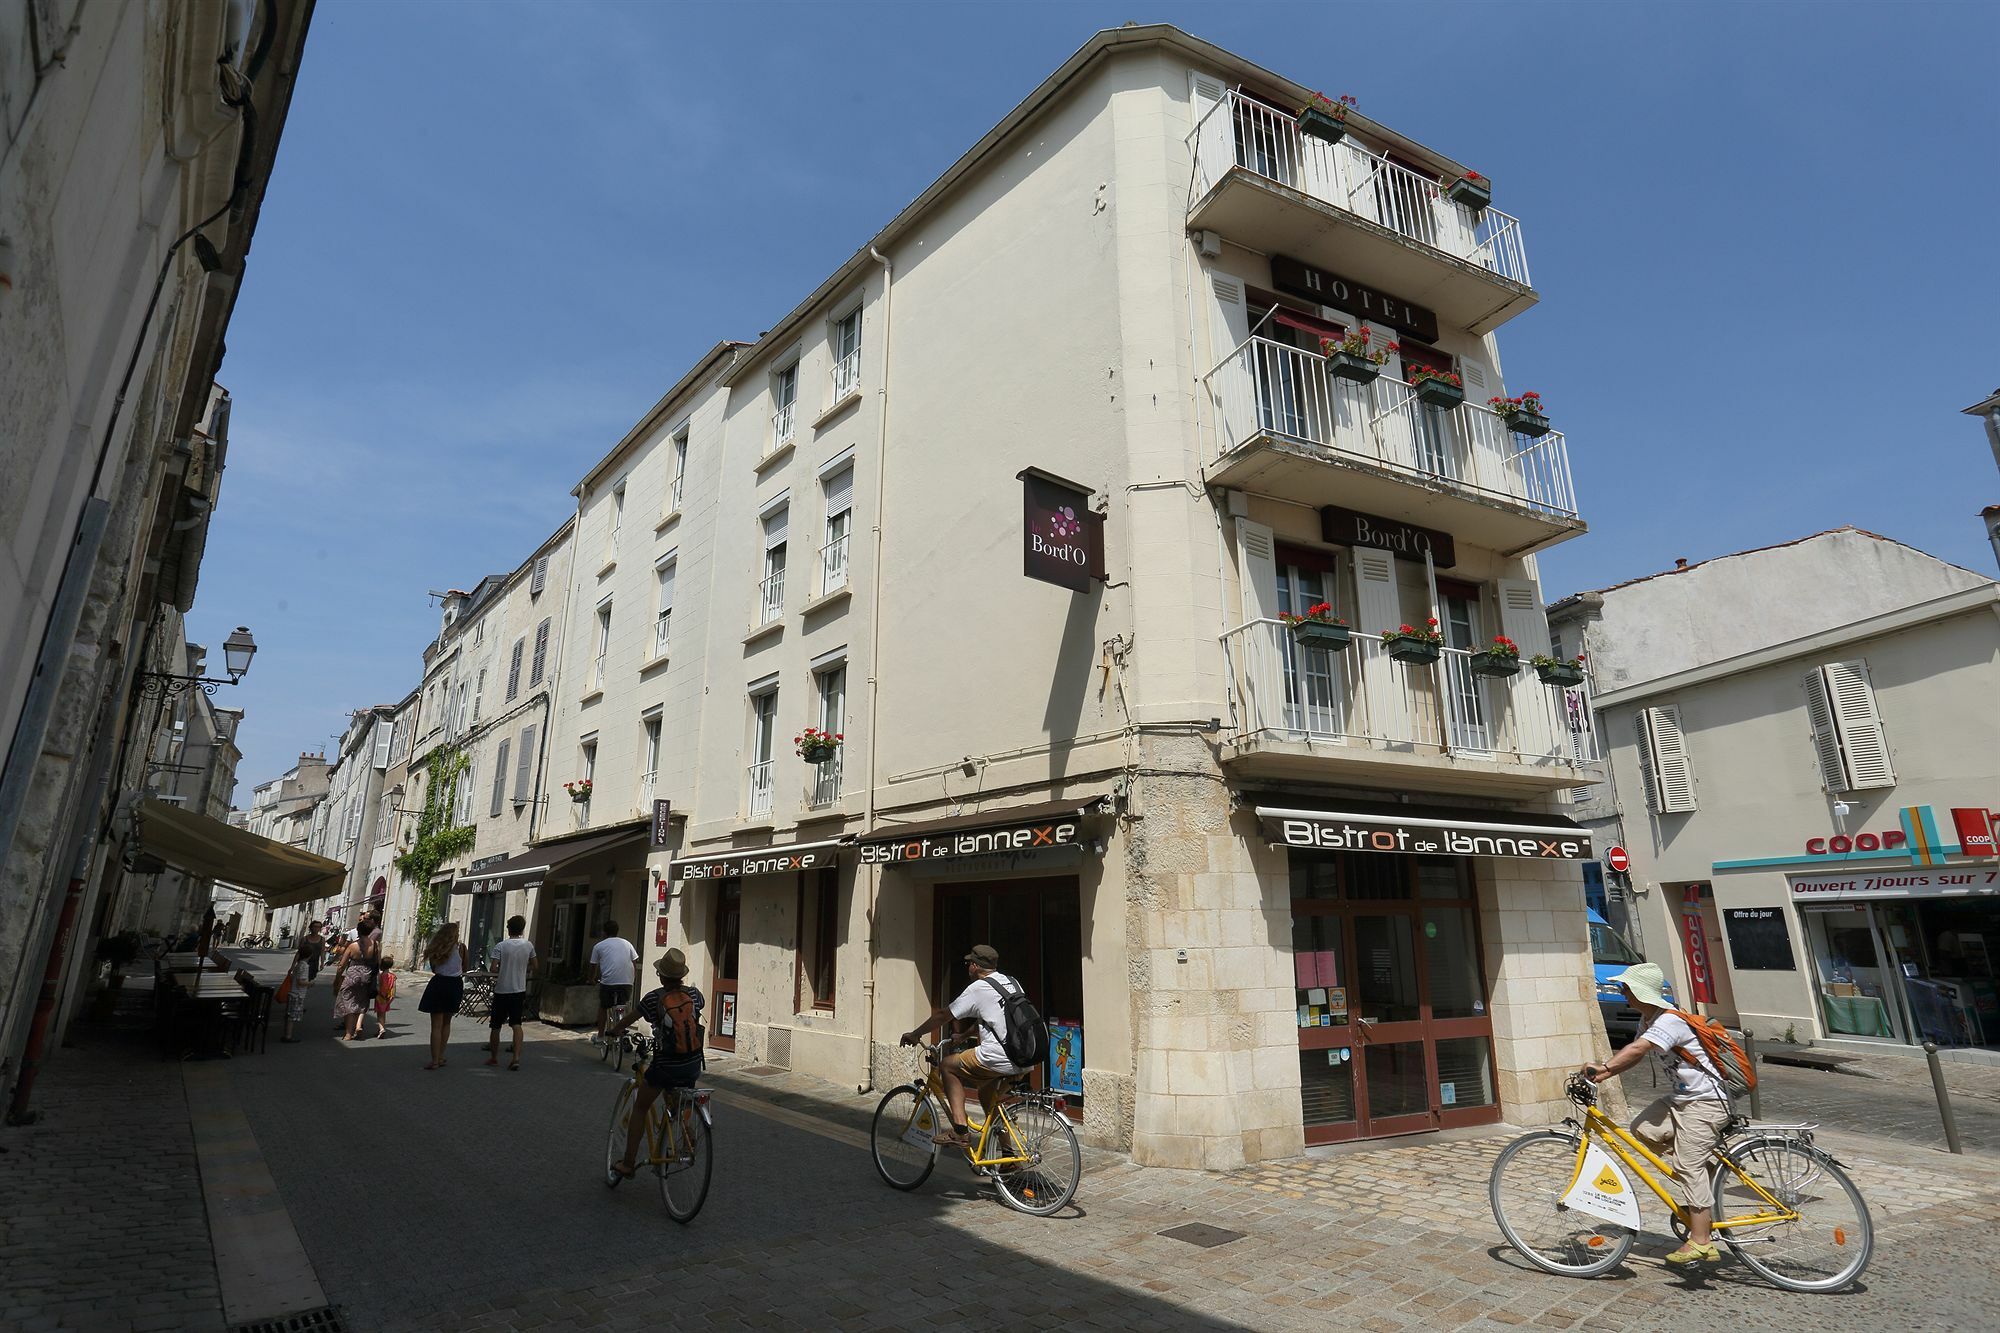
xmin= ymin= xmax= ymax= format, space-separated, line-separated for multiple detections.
xmin=453 ymin=825 xmax=648 ymax=894
xmin=130 ymin=797 xmax=346 ymax=910
xmin=857 ymin=795 xmax=1110 ymax=865
xmin=1254 ymin=799 xmax=1592 ymax=861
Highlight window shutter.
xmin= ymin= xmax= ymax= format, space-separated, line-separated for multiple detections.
xmin=371 ymin=723 xmax=392 ymax=770
xmin=513 ymin=725 xmax=536 ymax=803
xmin=1801 ymin=668 xmax=1847 ymax=791
xmin=1809 ymin=661 xmax=1895 ymax=791
xmin=764 ymin=507 xmax=789 ymax=550
xmin=1494 ymin=577 xmax=1553 ymax=659
xmin=1189 ymin=70 xmax=1225 ymax=134
xmin=1233 ymin=518 xmax=1279 ymax=624
xmin=659 ymin=560 xmax=677 ymax=610
xmin=531 ymin=555 xmax=548 ymax=597
xmin=506 ymin=640 xmax=524 ymax=701
xmin=530 ymin=618 xmax=551 ymax=685
xmin=1639 ymin=705 xmax=1696 ymax=813
xmin=824 ymin=467 xmax=853 ymax=518
xmin=490 ymin=740 xmax=510 ymax=816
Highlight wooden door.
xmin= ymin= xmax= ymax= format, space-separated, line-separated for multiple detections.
xmin=709 ymin=880 xmax=741 ymax=1051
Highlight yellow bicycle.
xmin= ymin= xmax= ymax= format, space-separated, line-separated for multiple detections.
xmin=1490 ymin=1074 xmax=1872 ymax=1292
xmin=870 ymin=1040 xmax=1081 ymax=1216
xmin=603 ymin=1038 xmax=713 ymax=1223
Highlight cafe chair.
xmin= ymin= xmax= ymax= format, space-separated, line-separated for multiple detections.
xmin=222 ymin=982 xmax=274 ymax=1055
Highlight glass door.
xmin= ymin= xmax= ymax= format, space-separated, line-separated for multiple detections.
xmin=1440 ymin=591 xmax=1490 ymax=754
xmin=709 ymin=880 xmax=741 ymax=1051
xmin=1348 ymin=910 xmax=1434 ymax=1136
xmin=1276 ymin=563 xmax=1341 ymax=738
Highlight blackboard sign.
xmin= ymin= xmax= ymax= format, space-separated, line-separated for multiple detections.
xmin=1724 ymin=907 xmax=1797 ymax=971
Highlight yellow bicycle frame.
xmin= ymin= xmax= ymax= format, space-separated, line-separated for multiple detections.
xmin=623 ymin=1071 xmax=701 ymax=1168
xmin=919 ymin=1066 xmax=1033 ymax=1171
xmin=1567 ymin=1103 xmax=1797 ymax=1232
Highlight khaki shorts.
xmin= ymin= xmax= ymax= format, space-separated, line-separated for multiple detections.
xmin=1630 ymin=1095 xmax=1731 ymax=1211
xmin=946 ymin=1048 xmax=1014 ymax=1110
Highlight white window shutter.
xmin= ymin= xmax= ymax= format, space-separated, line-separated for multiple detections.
xmin=1494 ymin=577 xmax=1552 ymax=658
xmin=1233 ymin=518 xmax=1279 ymax=624
xmin=531 ymin=555 xmax=548 ymax=597
xmin=1802 ymin=668 xmax=1848 ymax=791
xmin=513 ymin=725 xmax=536 ymax=803
xmin=1824 ymin=661 xmax=1895 ymax=790
xmin=489 ymin=740 xmax=510 ymax=816
xmin=659 ymin=560 xmax=677 ymax=610
xmin=824 ymin=467 xmax=853 ymax=518
xmin=530 ymin=619 xmax=550 ymax=685
xmin=764 ymin=506 xmax=789 ymax=550
xmin=1640 ymin=705 xmax=1696 ymax=814
xmin=371 ymin=723 xmax=392 ymax=770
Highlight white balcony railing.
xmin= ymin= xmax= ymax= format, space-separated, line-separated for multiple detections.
xmin=655 ymin=609 xmax=671 ymax=656
xmin=773 ymin=400 xmax=796 ymax=447
xmin=1219 ymin=619 xmax=1599 ymax=770
xmin=747 ymin=761 xmax=774 ymax=818
xmin=1204 ymin=336 xmax=1579 ymax=521
xmin=758 ymin=570 xmax=785 ymax=625
xmin=593 ymin=653 xmax=607 ymax=689
xmin=638 ymin=770 xmax=656 ymax=812
xmin=820 ymin=535 xmax=849 ymax=595
xmin=669 ymin=473 xmax=685 ymax=513
xmin=1190 ymin=90 xmax=1530 ymax=287
xmin=831 ymin=352 xmax=860 ymax=402
xmin=807 ymin=752 xmax=842 ymax=809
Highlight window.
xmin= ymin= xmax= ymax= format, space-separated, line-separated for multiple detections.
xmin=1804 ymin=661 xmax=1895 ymax=792
xmin=387 ymin=718 xmax=407 ymax=766
xmin=455 ymin=682 xmax=470 ymax=735
xmin=772 ymin=362 xmax=798 ymax=446
xmin=1637 ymin=705 xmax=1696 ymax=814
xmin=512 ymin=724 xmax=536 ymax=803
xmin=830 ymin=306 xmax=862 ymax=401
xmin=506 ymin=638 xmax=525 ymax=701
xmin=531 ymin=554 xmax=549 ymax=597
xmin=473 ymin=669 xmax=485 ymax=723
xmin=748 ymin=687 xmax=777 ymax=817
xmin=640 ymin=714 xmax=661 ymax=808
xmin=579 ymin=737 xmax=597 ymax=819
xmin=377 ymin=793 xmax=395 ymax=845
xmin=821 ymin=466 xmax=852 ymax=595
xmin=608 ymin=481 xmax=626 ymax=556
xmin=593 ymin=600 xmax=613 ymax=687
xmin=530 ymin=618 xmax=551 ymax=686
xmin=669 ymin=426 xmax=689 ymax=513
xmin=457 ymin=758 xmax=477 ymax=824
xmin=760 ymin=505 xmax=788 ymax=625
xmin=654 ymin=555 xmax=677 ymax=657
xmin=810 ymin=663 xmax=844 ymax=808
xmin=490 ymin=739 xmax=511 ymax=817
xmin=798 ymin=868 xmax=840 ymax=1011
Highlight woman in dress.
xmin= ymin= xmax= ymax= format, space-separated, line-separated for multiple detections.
xmin=330 ymin=914 xmax=381 ymax=1041
xmin=418 ymin=921 xmax=470 ymax=1070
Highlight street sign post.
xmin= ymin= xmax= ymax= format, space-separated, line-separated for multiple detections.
xmin=1606 ymin=846 xmax=1630 ymax=874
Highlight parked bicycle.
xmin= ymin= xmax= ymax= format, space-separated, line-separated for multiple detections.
xmin=1489 ymin=1073 xmax=1873 ymax=1292
xmin=600 ymin=1005 xmax=643 ymax=1072
xmin=869 ymin=1039 xmax=1080 ymax=1216
xmin=603 ymin=1036 xmax=713 ymax=1223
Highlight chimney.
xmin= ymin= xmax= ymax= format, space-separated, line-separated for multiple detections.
xmin=1674 ymin=557 xmax=1689 ymax=570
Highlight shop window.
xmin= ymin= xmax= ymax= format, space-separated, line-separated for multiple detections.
xmin=1434 ymin=1036 xmax=1497 ymax=1109
xmin=797 ymin=868 xmax=839 ymax=1012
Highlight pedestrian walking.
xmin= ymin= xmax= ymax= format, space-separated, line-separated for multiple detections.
xmin=485 ymin=915 xmax=536 ymax=1071
xmin=277 ymin=938 xmax=314 ymax=1043
xmin=304 ymin=920 xmax=326 ymax=979
xmin=419 ymin=922 xmax=470 ymax=1070
xmin=331 ymin=913 xmax=383 ymax=1042
xmin=367 ymin=956 xmax=398 ymax=1039
xmin=587 ymin=920 xmax=639 ymax=1046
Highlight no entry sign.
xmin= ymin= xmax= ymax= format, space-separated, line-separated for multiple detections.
xmin=1606 ymin=846 xmax=1630 ymax=873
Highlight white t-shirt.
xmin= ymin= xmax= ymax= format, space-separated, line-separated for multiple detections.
xmin=590 ymin=936 xmax=639 ymax=986
xmin=949 ymin=972 xmax=1022 ymax=1074
xmin=490 ymin=937 xmax=536 ymax=995
xmin=1639 ymin=1011 xmax=1728 ymax=1104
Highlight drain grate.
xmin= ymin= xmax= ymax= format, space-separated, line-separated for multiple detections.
xmin=1158 ymin=1222 xmax=1245 ymax=1248
xmin=231 ymin=1307 xmax=346 ymax=1333
xmin=735 ymin=1064 xmax=786 ymax=1077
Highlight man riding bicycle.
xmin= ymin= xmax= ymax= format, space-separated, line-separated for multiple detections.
xmin=899 ymin=944 xmax=1020 ymax=1147
xmin=605 ymin=948 xmax=705 ymax=1181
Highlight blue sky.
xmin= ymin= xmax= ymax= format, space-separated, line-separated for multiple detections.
xmin=192 ymin=1 xmax=2000 ymax=791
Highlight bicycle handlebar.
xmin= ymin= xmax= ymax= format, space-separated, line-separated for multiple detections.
xmin=1566 ymin=1071 xmax=1600 ymax=1106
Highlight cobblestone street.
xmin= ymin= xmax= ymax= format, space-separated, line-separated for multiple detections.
xmin=9 ymin=965 xmax=2000 ymax=1333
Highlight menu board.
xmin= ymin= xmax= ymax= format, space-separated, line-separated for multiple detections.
xmin=1724 ymin=907 xmax=1797 ymax=971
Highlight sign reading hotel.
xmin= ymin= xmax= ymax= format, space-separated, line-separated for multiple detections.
xmin=1270 ymin=254 xmax=1440 ymax=344
xmin=860 ymin=816 xmax=1083 ymax=866
xmin=1321 ymin=506 xmax=1456 ymax=569
xmin=1262 ymin=810 xmax=1591 ymax=860
xmin=1789 ymin=866 xmax=2000 ymax=902
xmin=670 ymin=841 xmax=839 ymax=882
xmin=1018 ymin=468 xmax=1106 ymax=594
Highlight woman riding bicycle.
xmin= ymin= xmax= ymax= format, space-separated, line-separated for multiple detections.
xmin=606 ymin=948 xmax=705 ymax=1181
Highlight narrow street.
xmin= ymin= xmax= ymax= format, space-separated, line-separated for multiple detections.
xmin=8 ymin=957 xmax=2000 ymax=1333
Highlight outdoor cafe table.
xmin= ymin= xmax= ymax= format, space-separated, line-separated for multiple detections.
xmin=167 ymin=972 xmax=252 ymax=1058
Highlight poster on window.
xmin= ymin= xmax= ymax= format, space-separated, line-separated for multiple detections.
xmin=1046 ymin=1018 xmax=1083 ymax=1096
xmin=717 ymin=993 xmax=737 ymax=1039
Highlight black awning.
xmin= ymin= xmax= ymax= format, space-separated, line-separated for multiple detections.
xmin=857 ymin=795 xmax=1109 ymax=865
xmin=453 ymin=825 xmax=648 ymax=895
xmin=669 ymin=837 xmax=845 ymax=883
xmin=1254 ymin=798 xmax=1590 ymax=861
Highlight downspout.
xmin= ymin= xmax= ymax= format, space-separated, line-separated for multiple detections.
xmin=533 ymin=505 xmax=583 ymax=847
xmin=859 ymin=244 xmax=893 ymax=1092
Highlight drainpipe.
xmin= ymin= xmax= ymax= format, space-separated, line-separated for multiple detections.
xmin=859 ymin=244 xmax=893 ymax=1093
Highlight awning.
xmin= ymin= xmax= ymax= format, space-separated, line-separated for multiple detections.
xmin=1255 ymin=800 xmax=1591 ymax=861
xmin=130 ymin=797 xmax=346 ymax=910
xmin=857 ymin=796 xmax=1109 ymax=866
xmin=1272 ymin=308 xmax=1345 ymax=341
xmin=671 ymin=838 xmax=844 ymax=883
xmin=453 ymin=825 xmax=647 ymax=894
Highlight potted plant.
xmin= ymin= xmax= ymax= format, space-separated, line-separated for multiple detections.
xmin=1296 ymin=91 xmax=1357 ymax=144
xmin=1446 ymin=169 xmax=1491 ymax=211
xmin=563 ymin=778 xmax=593 ymax=804
xmin=796 ymin=727 xmax=843 ymax=765
xmin=1471 ymin=635 xmax=1522 ymax=678
xmin=1381 ymin=618 xmax=1444 ymax=665
xmin=1489 ymin=391 xmax=1551 ymax=438
xmin=1319 ymin=328 xmax=1398 ymax=385
xmin=1531 ymin=653 xmax=1586 ymax=687
xmin=1407 ymin=363 xmax=1465 ymax=410
xmin=1281 ymin=602 xmax=1352 ymax=651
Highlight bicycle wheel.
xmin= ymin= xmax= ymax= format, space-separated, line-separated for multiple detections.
xmin=1714 ymin=1138 xmax=1872 ymax=1292
xmin=1489 ymin=1130 xmax=1635 ymax=1277
xmin=605 ymin=1083 xmax=636 ymax=1187
xmin=990 ymin=1103 xmax=1080 ymax=1217
xmin=870 ymin=1085 xmax=940 ymax=1190
xmin=657 ymin=1095 xmax=713 ymax=1223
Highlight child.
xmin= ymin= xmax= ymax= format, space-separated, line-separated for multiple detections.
xmin=370 ymin=957 xmax=397 ymax=1039
xmin=279 ymin=939 xmax=313 ymax=1043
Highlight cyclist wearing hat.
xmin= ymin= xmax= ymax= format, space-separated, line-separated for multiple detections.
xmin=899 ymin=944 xmax=1021 ymax=1147
xmin=606 ymin=948 xmax=705 ymax=1180
xmin=1582 ymin=961 xmax=1732 ymax=1268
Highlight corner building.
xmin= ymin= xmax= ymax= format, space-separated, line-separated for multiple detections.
xmin=545 ymin=25 xmax=1604 ymax=1168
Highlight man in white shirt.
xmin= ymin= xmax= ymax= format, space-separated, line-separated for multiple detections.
xmin=899 ymin=944 xmax=1021 ymax=1147
xmin=1584 ymin=962 xmax=1733 ymax=1268
xmin=485 ymin=915 xmax=537 ymax=1071
xmin=587 ymin=920 xmax=641 ymax=1045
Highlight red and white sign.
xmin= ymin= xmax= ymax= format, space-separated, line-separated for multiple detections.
xmin=1952 ymin=808 xmax=1998 ymax=858
xmin=1605 ymin=846 xmax=1629 ymax=874
xmin=1806 ymin=829 xmax=1906 ymax=855
xmin=654 ymin=917 xmax=670 ymax=947
xmin=1680 ymin=885 xmax=1717 ymax=1004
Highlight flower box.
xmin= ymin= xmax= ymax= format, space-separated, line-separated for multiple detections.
xmin=1502 ymin=407 xmax=1551 ymax=438
xmin=803 ymin=749 xmax=839 ymax=767
xmin=1470 ymin=650 xmax=1522 ymax=678
xmin=1535 ymin=661 xmax=1585 ymax=688
xmin=1386 ymin=640 xmax=1442 ymax=666
xmin=1290 ymin=621 xmax=1353 ymax=652
xmin=1325 ymin=350 xmax=1383 ymax=385
xmin=1447 ymin=176 xmax=1491 ymax=211
xmin=1298 ymin=106 xmax=1348 ymax=144
xmin=1413 ymin=378 xmax=1464 ymax=410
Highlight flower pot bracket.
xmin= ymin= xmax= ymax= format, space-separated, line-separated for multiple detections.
xmin=1412 ymin=378 xmax=1465 ymax=410
xmin=1289 ymin=621 xmax=1353 ymax=651
xmin=1326 ymin=351 xmax=1383 ymax=385
xmin=1535 ymin=662 xmax=1585 ymax=688
xmin=1470 ymin=652 xmax=1522 ymax=678
xmin=1446 ymin=176 xmax=1491 ymax=211
xmin=1502 ymin=408 xmax=1551 ymax=438
xmin=1385 ymin=640 xmax=1442 ymax=665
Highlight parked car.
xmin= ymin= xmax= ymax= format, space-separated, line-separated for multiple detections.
xmin=1590 ymin=908 xmax=1673 ymax=1041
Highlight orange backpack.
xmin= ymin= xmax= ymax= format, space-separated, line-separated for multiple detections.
xmin=1670 ymin=1009 xmax=1757 ymax=1096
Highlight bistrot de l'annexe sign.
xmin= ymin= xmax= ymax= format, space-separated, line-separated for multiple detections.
xmin=1257 ymin=805 xmax=1592 ymax=860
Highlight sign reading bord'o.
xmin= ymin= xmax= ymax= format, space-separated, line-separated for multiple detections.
xmin=1018 ymin=467 xmax=1106 ymax=594
xmin=1606 ymin=846 xmax=1629 ymax=874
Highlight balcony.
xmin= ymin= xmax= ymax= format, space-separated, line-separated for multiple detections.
xmin=1204 ymin=337 xmax=1584 ymax=556
xmin=820 ymin=534 xmax=849 ymax=595
xmin=1189 ymin=91 xmax=1535 ymax=335
xmin=1219 ymin=620 xmax=1600 ymax=798
xmin=807 ymin=753 xmax=842 ymax=810
xmin=747 ymin=761 xmax=774 ymax=818
xmin=758 ymin=570 xmax=786 ymax=625
xmin=772 ymin=400 xmax=796 ymax=449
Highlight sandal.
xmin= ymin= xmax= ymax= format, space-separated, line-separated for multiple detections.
xmin=509 ymin=1060 xmax=521 ymax=1071
xmin=609 ymin=1162 xmax=638 ymax=1180
xmin=423 ymin=1061 xmax=439 ymax=1070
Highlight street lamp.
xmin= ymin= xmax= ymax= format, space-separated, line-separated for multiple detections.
xmin=137 ymin=625 xmax=258 ymax=699
xmin=222 ymin=626 xmax=257 ymax=681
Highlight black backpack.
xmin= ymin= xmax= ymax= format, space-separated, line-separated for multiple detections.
xmin=981 ymin=976 xmax=1048 ymax=1069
